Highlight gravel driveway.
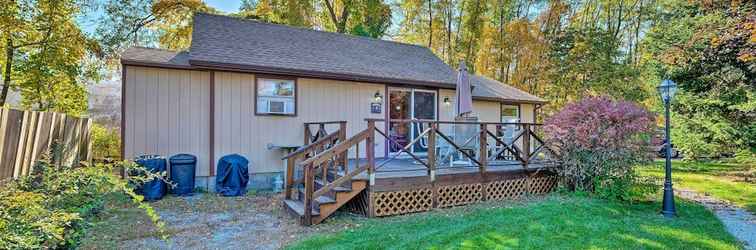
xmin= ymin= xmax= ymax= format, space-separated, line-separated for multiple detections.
xmin=86 ymin=192 xmax=360 ymax=250
xmin=677 ymin=189 xmax=756 ymax=249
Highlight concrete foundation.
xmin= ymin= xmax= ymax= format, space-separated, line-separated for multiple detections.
xmin=194 ymin=171 xmax=283 ymax=192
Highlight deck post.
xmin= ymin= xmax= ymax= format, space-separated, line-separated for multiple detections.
xmin=304 ymin=124 xmax=311 ymax=145
xmin=522 ymin=124 xmax=531 ymax=168
xmin=366 ymin=120 xmax=376 ymax=186
xmin=479 ymin=124 xmax=488 ymax=173
xmin=303 ymin=163 xmax=314 ymax=225
xmin=495 ymin=124 xmax=502 ymax=159
xmin=479 ymin=124 xmax=488 ymax=200
xmin=427 ymin=122 xmax=436 ymax=182
xmin=339 ymin=121 xmax=348 ymax=173
xmin=285 ymin=156 xmax=295 ymax=199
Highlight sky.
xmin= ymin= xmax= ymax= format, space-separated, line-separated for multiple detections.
xmin=204 ymin=0 xmax=243 ymax=14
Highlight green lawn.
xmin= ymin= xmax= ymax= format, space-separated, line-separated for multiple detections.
xmin=287 ymin=195 xmax=742 ymax=249
xmin=637 ymin=160 xmax=755 ymax=213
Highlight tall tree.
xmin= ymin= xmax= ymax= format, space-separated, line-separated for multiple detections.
xmin=349 ymin=0 xmax=392 ymax=38
xmin=323 ymin=0 xmax=352 ymax=33
xmin=96 ymin=0 xmax=217 ymax=53
xmin=0 ymin=0 xmax=95 ymax=113
xmin=643 ymin=0 xmax=755 ymax=158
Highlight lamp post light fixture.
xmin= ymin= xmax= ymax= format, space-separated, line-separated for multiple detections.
xmin=657 ymin=79 xmax=678 ymax=218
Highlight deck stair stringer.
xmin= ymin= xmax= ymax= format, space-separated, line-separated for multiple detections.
xmin=284 ymin=176 xmax=367 ymax=225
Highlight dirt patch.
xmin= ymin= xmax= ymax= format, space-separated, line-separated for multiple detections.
xmin=81 ymin=192 xmax=364 ymax=249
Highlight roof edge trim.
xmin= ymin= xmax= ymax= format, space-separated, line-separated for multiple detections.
xmin=187 ymin=59 xmax=457 ymax=89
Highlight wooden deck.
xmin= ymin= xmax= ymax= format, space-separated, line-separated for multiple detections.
xmin=344 ymin=157 xmax=554 ymax=179
xmin=283 ymin=119 xmax=560 ymax=225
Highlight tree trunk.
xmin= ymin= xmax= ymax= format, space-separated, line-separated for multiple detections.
xmin=634 ymin=0 xmax=644 ymax=66
xmin=1 ymin=36 xmax=13 ymax=107
xmin=428 ymin=0 xmax=433 ymax=48
xmin=324 ymin=0 xmax=349 ymax=33
xmin=497 ymin=0 xmax=505 ymax=82
xmin=454 ymin=0 xmax=465 ymax=63
xmin=446 ymin=0 xmax=452 ymax=63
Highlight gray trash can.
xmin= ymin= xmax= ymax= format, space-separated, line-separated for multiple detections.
xmin=169 ymin=154 xmax=197 ymax=196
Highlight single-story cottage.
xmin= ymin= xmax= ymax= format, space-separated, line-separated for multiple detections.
xmin=121 ymin=13 xmax=546 ymax=190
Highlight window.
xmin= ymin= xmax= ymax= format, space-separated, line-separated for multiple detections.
xmin=501 ymin=104 xmax=519 ymax=122
xmin=256 ymin=78 xmax=296 ymax=115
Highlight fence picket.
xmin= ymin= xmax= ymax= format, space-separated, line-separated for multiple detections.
xmin=20 ymin=112 xmax=39 ymax=176
xmin=0 ymin=108 xmax=92 ymax=181
xmin=0 ymin=109 xmax=7 ymax=170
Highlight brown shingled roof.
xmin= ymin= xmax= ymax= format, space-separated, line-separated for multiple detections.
xmin=121 ymin=47 xmax=191 ymax=68
xmin=470 ymin=75 xmax=546 ymax=104
xmin=188 ymin=13 xmax=457 ymax=88
xmin=120 ymin=13 xmax=546 ymax=104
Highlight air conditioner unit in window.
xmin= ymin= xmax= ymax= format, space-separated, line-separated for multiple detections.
xmin=267 ymin=100 xmax=286 ymax=114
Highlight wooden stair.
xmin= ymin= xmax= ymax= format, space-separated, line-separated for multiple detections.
xmin=284 ymin=171 xmax=367 ymax=225
xmin=282 ymin=123 xmax=376 ymax=226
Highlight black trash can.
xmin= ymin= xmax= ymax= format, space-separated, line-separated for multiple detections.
xmin=169 ymin=154 xmax=197 ymax=196
xmin=135 ymin=155 xmax=168 ymax=201
xmin=215 ymin=154 xmax=250 ymax=196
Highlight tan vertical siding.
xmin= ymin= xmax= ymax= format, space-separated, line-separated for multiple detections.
xmin=213 ymin=72 xmax=386 ymax=173
xmin=124 ymin=66 xmax=211 ymax=176
xmin=472 ymin=101 xmax=500 ymax=122
xmin=520 ymin=103 xmax=536 ymax=123
xmin=125 ymin=67 xmax=539 ymax=176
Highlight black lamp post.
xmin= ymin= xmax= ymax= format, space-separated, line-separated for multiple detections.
xmin=658 ymin=79 xmax=678 ymax=218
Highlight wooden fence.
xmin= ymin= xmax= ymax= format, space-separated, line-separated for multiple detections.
xmin=0 ymin=108 xmax=92 ymax=181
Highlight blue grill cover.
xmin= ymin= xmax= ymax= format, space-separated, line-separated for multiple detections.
xmin=135 ymin=155 xmax=167 ymax=201
xmin=169 ymin=154 xmax=197 ymax=196
xmin=215 ymin=154 xmax=250 ymax=196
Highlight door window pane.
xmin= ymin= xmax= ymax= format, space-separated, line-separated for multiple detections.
xmin=413 ymin=91 xmax=436 ymax=152
xmin=389 ymin=90 xmax=411 ymax=153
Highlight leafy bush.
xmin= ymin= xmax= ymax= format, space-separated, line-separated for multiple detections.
xmin=544 ymin=96 xmax=657 ymax=200
xmin=91 ymin=123 xmax=121 ymax=159
xmin=0 ymin=158 xmax=166 ymax=249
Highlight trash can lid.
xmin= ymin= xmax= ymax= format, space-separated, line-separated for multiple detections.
xmin=136 ymin=154 xmax=163 ymax=160
xmin=170 ymin=153 xmax=197 ymax=164
xmin=135 ymin=156 xmax=167 ymax=171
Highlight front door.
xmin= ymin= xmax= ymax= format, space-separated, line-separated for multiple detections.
xmin=388 ymin=88 xmax=437 ymax=155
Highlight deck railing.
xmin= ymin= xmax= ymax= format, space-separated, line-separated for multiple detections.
xmin=285 ymin=119 xmax=558 ymax=225
xmin=367 ymin=119 xmax=558 ymax=175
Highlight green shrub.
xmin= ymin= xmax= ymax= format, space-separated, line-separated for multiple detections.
xmin=544 ymin=97 xmax=658 ymax=200
xmin=0 ymin=189 xmax=81 ymax=248
xmin=732 ymin=149 xmax=756 ymax=165
xmin=91 ymin=123 xmax=121 ymax=159
xmin=0 ymin=158 xmax=167 ymax=249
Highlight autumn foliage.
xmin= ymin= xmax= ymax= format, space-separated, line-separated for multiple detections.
xmin=544 ymin=97 xmax=656 ymax=199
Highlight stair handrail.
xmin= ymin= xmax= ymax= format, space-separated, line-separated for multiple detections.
xmin=283 ymin=121 xmax=346 ymax=200
xmin=299 ymin=122 xmax=376 ymax=225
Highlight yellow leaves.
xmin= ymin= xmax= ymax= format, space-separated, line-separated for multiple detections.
xmin=747 ymin=19 xmax=756 ymax=44
xmin=150 ymin=0 xmax=217 ymax=50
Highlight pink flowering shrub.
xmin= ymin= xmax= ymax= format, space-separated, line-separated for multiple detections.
xmin=544 ymin=96 xmax=656 ymax=200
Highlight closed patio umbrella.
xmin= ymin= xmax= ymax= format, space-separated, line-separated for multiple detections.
xmin=449 ymin=61 xmax=478 ymax=167
xmin=456 ymin=61 xmax=473 ymax=117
